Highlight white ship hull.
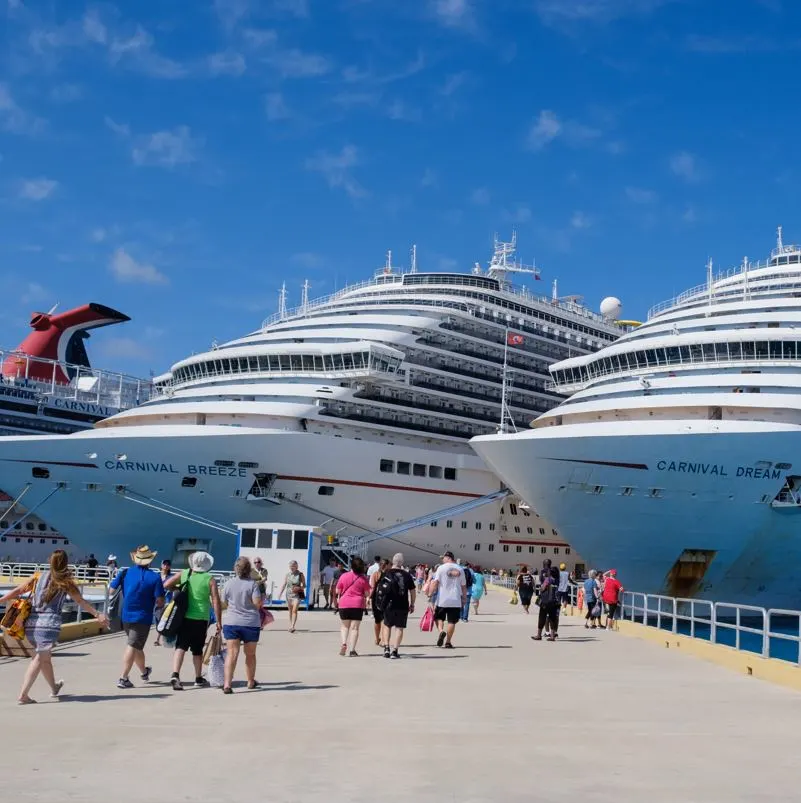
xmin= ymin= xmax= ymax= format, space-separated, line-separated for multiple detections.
xmin=0 ymin=424 xmax=534 ymax=570
xmin=472 ymin=420 xmax=801 ymax=610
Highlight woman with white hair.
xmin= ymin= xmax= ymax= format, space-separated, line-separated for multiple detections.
xmin=278 ymin=560 xmax=306 ymax=633
xmin=164 ymin=551 xmax=222 ymax=691
xmin=583 ymin=569 xmax=601 ymax=629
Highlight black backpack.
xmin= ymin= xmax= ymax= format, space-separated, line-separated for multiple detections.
xmin=373 ymin=570 xmax=403 ymax=613
xmin=157 ymin=569 xmax=193 ymax=636
xmin=107 ymin=568 xmax=128 ymax=632
xmin=463 ymin=566 xmax=473 ymax=589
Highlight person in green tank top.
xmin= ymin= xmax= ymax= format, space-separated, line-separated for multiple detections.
xmin=164 ymin=551 xmax=222 ymax=691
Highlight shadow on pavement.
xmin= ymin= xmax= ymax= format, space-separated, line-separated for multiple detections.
xmin=57 ymin=693 xmax=172 ymax=703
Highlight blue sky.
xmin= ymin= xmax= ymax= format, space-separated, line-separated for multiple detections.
xmin=1 ymin=0 xmax=799 ymax=376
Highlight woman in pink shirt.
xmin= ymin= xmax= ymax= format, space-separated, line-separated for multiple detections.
xmin=335 ymin=556 xmax=372 ymax=657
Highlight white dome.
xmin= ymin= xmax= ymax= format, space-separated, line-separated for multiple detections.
xmin=600 ymin=296 xmax=622 ymax=320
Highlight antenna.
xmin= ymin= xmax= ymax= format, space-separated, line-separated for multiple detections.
xmin=410 ymin=244 xmax=417 ymax=274
xmin=707 ymin=257 xmax=714 ymax=307
xmin=301 ymin=279 xmax=310 ymax=316
xmin=551 ymin=278 xmax=558 ymax=304
xmin=278 ymin=282 xmax=287 ymax=320
xmin=47 ymin=303 xmax=59 ymax=315
xmin=778 ymin=225 xmax=784 ymax=251
xmin=386 ymin=250 xmax=392 ymax=272
xmin=742 ymin=256 xmax=749 ymax=301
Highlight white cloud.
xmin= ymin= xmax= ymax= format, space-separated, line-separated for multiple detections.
xmin=108 ymin=26 xmax=187 ymax=79
xmin=470 ymin=187 xmax=490 ymax=205
xmin=264 ymin=92 xmax=291 ymax=120
xmin=570 ymin=211 xmax=593 ymax=229
xmin=18 ymin=178 xmax=58 ymax=201
xmin=503 ymin=205 xmax=532 ymax=224
xmin=534 ymin=0 xmax=677 ymax=25
xmin=82 ymin=10 xmax=107 ymax=44
xmin=420 ymin=168 xmax=438 ymax=188
xmin=625 ymin=186 xmax=657 ymax=203
xmin=273 ymin=48 xmax=330 ymax=78
xmin=90 ymin=227 xmax=107 ymax=243
xmin=209 ymin=51 xmax=246 ymax=76
xmin=132 ymin=126 xmax=199 ymax=168
xmin=386 ymin=99 xmax=421 ymax=122
xmin=104 ymin=116 xmax=131 ymax=136
xmin=305 ymin=145 xmax=367 ymax=199
xmin=527 ymin=109 xmax=562 ymax=150
xmin=670 ymin=150 xmax=700 ymax=182
xmin=110 ymin=248 xmax=168 ymax=285
xmin=682 ymin=204 xmax=698 ymax=224
xmin=0 ymin=83 xmax=46 ymax=136
xmin=273 ymin=0 xmax=309 ymax=16
xmin=440 ymin=72 xmax=467 ymax=96
xmin=21 ymin=282 xmax=50 ymax=304
xmin=95 ymin=337 xmax=152 ymax=361
xmin=432 ymin=0 xmax=475 ymax=30
xmin=214 ymin=0 xmax=251 ymax=32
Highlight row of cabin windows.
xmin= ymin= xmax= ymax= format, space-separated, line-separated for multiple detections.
xmin=380 ymin=459 xmax=457 ymax=481
xmin=470 ymin=543 xmax=571 ymax=554
xmin=0 ymin=521 xmax=49 ymax=532
xmin=240 ymin=528 xmax=310 ymax=550
xmin=432 ymin=521 xmax=495 ymax=530
xmin=553 ymin=339 xmax=801 ymax=386
xmin=0 ymin=537 xmax=64 ymax=544
xmin=430 ymin=521 xmax=557 ymax=537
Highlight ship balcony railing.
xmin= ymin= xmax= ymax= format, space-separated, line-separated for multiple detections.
xmin=409 ymin=379 xmax=552 ymax=414
xmin=408 ymin=356 xmax=552 ymax=395
xmin=547 ymin=350 xmax=801 ymax=394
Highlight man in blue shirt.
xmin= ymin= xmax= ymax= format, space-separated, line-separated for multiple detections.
xmin=110 ymin=545 xmax=164 ymax=689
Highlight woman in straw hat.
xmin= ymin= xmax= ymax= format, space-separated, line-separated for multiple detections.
xmin=164 ymin=551 xmax=221 ymax=690
xmin=0 ymin=549 xmax=109 ymax=704
xmin=109 ymin=545 xmax=165 ymax=689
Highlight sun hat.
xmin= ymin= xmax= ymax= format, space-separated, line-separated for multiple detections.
xmin=130 ymin=545 xmax=157 ymax=566
xmin=190 ymin=551 xmax=214 ymax=572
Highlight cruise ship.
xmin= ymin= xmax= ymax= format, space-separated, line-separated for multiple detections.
xmin=0 ymin=237 xmax=622 ymax=569
xmin=472 ymin=229 xmax=801 ymax=609
xmin=0 ymin=302 xmax=149 ymax=563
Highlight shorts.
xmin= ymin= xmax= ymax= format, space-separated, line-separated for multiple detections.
xmin=558 ymin=591 xmax=570 ymax=605
xmin=434 ymin=606 xmax=461 ymax=625
xmin=371 ymin=603 xmax=384 ymax=624
xmin=606 ymin=602 xmax=619 ymax=620
xmin=519 ymin=589 xmax=534 ymax=606
xmin=175 ymin=617 xmax=209 ymax=656
xmin=123 ymin=621 xmax=151 ymax=651
xmin=222 ymin=625 xmax=260 ymax=643
xmin=383 ymin=608 xmax=409 ymax=629
xmin=339 ymin=608 xmax=364 ymax=622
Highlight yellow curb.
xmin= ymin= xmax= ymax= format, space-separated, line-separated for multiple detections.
xmin=59 ymin=620 xmax=107 ymax=643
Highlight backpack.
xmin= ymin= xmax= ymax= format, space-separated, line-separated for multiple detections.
xmin=463 ymin=567 xmax=473 ymax=589
xmin=107 ymin=567 xmax=128 ymax=632
xmin=538 ymin=579 xmax=558 ymax=607
xmin=157 ymin=569 xmax=193 ymax=636
xmin=373 ymin=570 xmax=404 ymax=613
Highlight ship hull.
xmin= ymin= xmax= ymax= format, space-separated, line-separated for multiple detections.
xmin=472 ymin=420 xmax=801 ymax=610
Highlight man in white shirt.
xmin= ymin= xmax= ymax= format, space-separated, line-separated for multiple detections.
xmin=320 ymin=559 xmax=337 ymax=609
xmin=429 ymin=551 xmax=466 ymax=649
xmin=367 ymin=555 xmax=382 ymax=582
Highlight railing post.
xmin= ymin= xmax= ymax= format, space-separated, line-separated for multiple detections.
xmin=711 ymin=603 xmax=717 ymax=645
xmin=672 ymin=597 xmax=678 ymax=634
xmin=761 ymin=608 xmax=768 ymax=658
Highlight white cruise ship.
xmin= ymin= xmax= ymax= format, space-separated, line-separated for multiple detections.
xmin=0 ymin=237 xmax=621 ymax=569
xmin=472 ymin=229 xmax=801 ymax=609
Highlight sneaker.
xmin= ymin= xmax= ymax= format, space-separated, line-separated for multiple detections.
xmin=390 ymin=650 xmax=400 ymax=659
xmin=50 ymin=680 xmax=64 ymax=698
xmin=349 ymin=650 xmax=359 ymax=657
xmin=140 ymin=666 xmax=152 ymax=682
xmin=444 ymin=642 xmax=454 ymax=649
xmin=117 ymin=677 xmax=134 ymax=689
xmin=170 ymin=677 xmax=183 ymax=691
xmin=384 ymin=646 xmax=391 ymax=658
xmin=436 ymin=631 xmax=446 ymax=648
xmin=194 ymin=677 xmax=210 ymax=688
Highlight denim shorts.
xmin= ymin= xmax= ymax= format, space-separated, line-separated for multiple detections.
xmin=223 ymin=625 xmax=261 ymax=644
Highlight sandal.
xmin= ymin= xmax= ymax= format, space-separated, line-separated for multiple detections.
xmin=50 ymin=680 xmax=64 ymax=698
xmin=339 ymin=643 xmax=347 ymax=656
xmin=222 ymin=687 xmax=233 ymax=695
xmin=247 ymin=681 xmax=259 ymax=690
xmin=18 ymin=697 xmax=37 ymax=705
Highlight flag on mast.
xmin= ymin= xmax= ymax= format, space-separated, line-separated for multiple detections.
xmin=506 ymin=332 xmax=524 ymax=346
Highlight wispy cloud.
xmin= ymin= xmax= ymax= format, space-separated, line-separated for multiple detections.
xmin=110 ymin=248 xmax=168 ymax=285
xmin=533 ymin=0 xmax=678 ymax=26
xmin=18 ymin=177 xmax=58 ymax=201
xmin=305 ymin=145 xmax=367 ymax=199
xmin=291 ymin=252 xmax=326 ymax=269
xmin=669 ymin=150 xmax=700 ymax=182
xmin=527 ymin=108 xmax=606 ymax=151
xmin=264 ymin=91 xmax=291 ymax=120
xmin=209 ymin=50 xmax=246 ymax=76
xmin=0 ymin=83 xmax=46 ymax=136
xmin=132 ymin=126 xmax=200 ymax=169
xmin=431 ymin=0 xmax=476 ymax=31
xmin=386 ymin=98 xmax=421 ymax=122
xmin=440 ymin=71 xmax=467 ymax=96
xmin=271 ymin=48 xmax=330 ymax=78
xmin=527 ymin=109 xmax=562 ymax=150
xmin=107 ymin=26 xmax=187 ymax=79
xmin=470 ymin=187 xmax=490 ymax=205
xmin=625 ymin=186 xmax=658 ymax=203
xmin=420 ymin=168 xmax=438 ymax=188
xmin=684 ymin=34 xmax=793 ymax=54
xmin=273 ymin=0 xmax=310 ymax=16
xmin=570 ymin=210 xmax=594 ymax=229
xmin=104 ymin=115 xmax=131 ymax=136
xmin=341 ymin=53 xmax=425 ymax=87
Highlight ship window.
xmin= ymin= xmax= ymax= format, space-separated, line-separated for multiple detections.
xmin=539 ymin=527 xmax=545 ymax=535
xmin=461 ymin=521 xmax=467 ymax=529
xmin=14 ymin=523 xmax=20 ymax=530
xmin=0 ymin=521 xmax=5 ymax=528
xmin=430 ymin=520 xmax=438 ymax=527
xmin=293 ymin=530 xmax=309 ymax=550
xmin=27 ymin=538 xmax=33 ymax=543
xmin=489 ymin=523 xmax=495 ymax=531
xmin=37 ymin=523 xmax=46 ymax=531
xmin=541 ymin=546 xmax=547 ymax=553
xmin=621 ymin=486 xmax=634 ymax=496
xmin=502 ymin=545 xmax=509 ymax=552
xmin=413 ymin=463 xmax=426 ymax=477
xmin=238 ymin=461 xmax=259 ymax=469
xmin=429 ymin=465 xmax=442 ymax=478
xmin=52 ymin=539 xmax=58 ymax=544
xmin=514 ymin=526 xmax=521 ymax=533
xmin=444 ymin=467 xmax=457 ymax=480
xmin=475 ymin=522 xmax=482 ymax=530
xmin=474 ymin=543 xmax=481 ymax=551
xmin=509 ymin=503 xmax=518 ymax=515
xmin=446 ymin=520 xmax=453 ymax=528
xmin=39 ymin=538 xmax=45 ymax=544
xmin=256 ymin=529 xmax=273 ymax=548
xmin=488 ymin=543 xmax=495 ymax=552
xmin=516 ymin=545 xmax=522 ymax=552
xmin=32 ymin=467 xmax=50 ymax=479
xmin=240 ymin=528 xmax=257 ymax=548
xmin=529 ymin=546 xmax=535 ymax=553
xmin=397 ymin=461 xmax=410 ymax=475
xmin=565 ymin=548 xmax=571 ymax=555
xmin=318 ymin=485 xmax=335 ymax=495
xmin=181 ymin=477 xmax=197 ymax=488
xmin=276 ymin=529 xmax=292 ymax=549
xmin=25 ymin=522 xmax=34 ymax=530
xmin=0 ymin=537 xmax=4 ymax=543
xmin=648 ymin=488 xmax=664 ymax=498
xmin=380 ymin=459 xmax=394 ymax=473
xmin=552 ymin=529 xmax=558 ymax=535
xmin=527 ymin=527 xmax=533 ymax=534
xmin=214 ymin=460 xmax=235 ymax=467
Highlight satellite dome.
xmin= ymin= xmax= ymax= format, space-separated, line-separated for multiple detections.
xmin=600 ymin=296 xmax=622 ymax=320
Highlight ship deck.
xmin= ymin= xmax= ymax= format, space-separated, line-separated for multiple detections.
xmin=0 ymin=593 xmax=798 ymax=801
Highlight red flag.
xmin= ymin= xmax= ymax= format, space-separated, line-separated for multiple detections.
xmin=534 ymin=274 xmax=542 ymax=281
xmin=507 ymin=333 xmax=524 ymax=346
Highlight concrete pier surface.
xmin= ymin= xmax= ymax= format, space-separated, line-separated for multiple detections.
xmin=1 ymin=593 xmax=799 ymax=803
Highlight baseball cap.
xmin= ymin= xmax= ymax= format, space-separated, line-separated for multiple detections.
xmin=442 ymin=551 xmax=455 ymax=560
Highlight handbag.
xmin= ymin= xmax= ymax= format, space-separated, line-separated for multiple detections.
xmin=509 ymin=591 xmax=519 ymax=606
xmin=1 ymin=576 xmax=38 ymax=641
xmin=157 ymin=569 xmax=193 ymax=636
xmin=419 ymin=606 xmax=435 ymax=632
xmin=259 ymin=607 xmax=274 ymax=627
xmin=107 ymin=568 xmax=128 ymax=632
xmin=202 ymin=632 xmax=222 ymax=665
xmin=207 ymin=650 xmax=226 ymax=688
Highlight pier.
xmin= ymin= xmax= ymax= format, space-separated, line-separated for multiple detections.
xmin=1 ymin=592 xmax=799 ymax=802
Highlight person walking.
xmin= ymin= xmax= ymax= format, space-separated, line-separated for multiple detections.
xmin=0 ymin=549 xmax=109 ymax=704
xmin=470 ymin=566 xmax=487 ymax=614
xmin=334 ymin=557 xmax=372 ymax=656
xmin=430 ymin=551 xmax=465 ymax=649
xmin=279 ymin=560 xmax=306 ymax=633
xmin=221 ymin=557 xmax=262 ymax=694
xmin=153 ymin=559 xmax=174 ymax=647
xmin=516 ymin=565 xmax=536 ymax=614
xmin=320 ymin=559 xmax=337 ymax=610
xmin=109 ymin=545 xmax=164 ymax=689
xmin=379 ymin=553 xmax=416 ymax=659
xmin=532 ymin=570 xmax=560 ymax=642
xmin=558 ymin=563 xmax=571 ymax=609
xmin=583 ymin=570 xmax=601 ymax=629
xmin=164 ymin=551 xmax=222 ymax=691
xmin=458 ymin=560 xmax=474 ymax=622
xmin=602 ymin=569 xmax=624 ymax=629
xmin=370 ymin=558 xmax=390 ymax=646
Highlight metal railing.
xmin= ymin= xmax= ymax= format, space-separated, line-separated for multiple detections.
xmin=0 ymin=562 xmax=114 ymax=583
